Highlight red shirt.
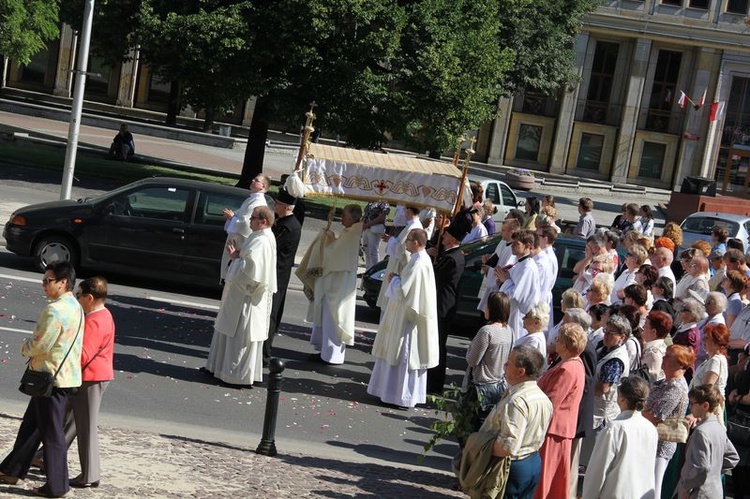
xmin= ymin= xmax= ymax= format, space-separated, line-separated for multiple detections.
xmin=81 ymin=307 xmax=115 ymax=382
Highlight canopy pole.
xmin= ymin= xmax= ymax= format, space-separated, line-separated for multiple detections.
xmin=293 ymin=102 xmax=317 ymax=172
xmin=451 ymin=136 xmax=465 ymax=168
xmin=452 ymin=137 xmax=476 ymax=219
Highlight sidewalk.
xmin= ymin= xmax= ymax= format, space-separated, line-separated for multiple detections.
xmin=0 ymin=412 xmax=461 ymax=498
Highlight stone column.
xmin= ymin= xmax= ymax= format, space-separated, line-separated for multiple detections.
xmin=53 ymin=25 xmax=76 ymax=97
xmin=549 ymin=32 xmax=589 ymax=174
xmin=116 ymin=48 xmax=139 ymax=108
xmin=611 ymin=38 xmax=652 ymax=184
xmin=486 ymin=96 xmax=513 ymax=166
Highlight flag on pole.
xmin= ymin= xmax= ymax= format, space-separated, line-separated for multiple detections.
xmin=695 ymin=89 xmax=707 ymax=109
xmin=678 ymin=91 xmax=687 ymax=109
xmin=709 ymin=101 xmax=725 ymax=122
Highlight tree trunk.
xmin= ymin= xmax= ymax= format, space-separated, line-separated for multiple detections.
xmin=237 ymin=96 xmax=270 ymax=189
xmin=202 ymin=107 xmax=215 ymax=133
xmin=166 ymin=80 xmax=180 ymax=126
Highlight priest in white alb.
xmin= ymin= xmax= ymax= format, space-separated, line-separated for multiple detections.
xmin=220 ymin=174 xmax=270 ymax=282
xmin=297 ymin=204 xmax=363 ymax=365
xmin=376 ymin=206 xmax=424 ymax=309
xmin=495 ymin=229 xmax=541 ymax=342
xmin=205 ymin=206 xmax=277 ymax=386
xmin=368 ymin=228 xmax=439 ymax=408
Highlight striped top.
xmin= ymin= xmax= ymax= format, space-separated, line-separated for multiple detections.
xmin=480 ymin=380 xmax=552 ymax=459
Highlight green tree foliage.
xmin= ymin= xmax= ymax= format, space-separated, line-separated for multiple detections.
xmin=135 ymin=0 xmax=255 ymax=131
xmin=393 ymin=0 xmax=514 ymax=156
xmin=0 ymin=0 xmax=59 ymax=65
xmin=499 ymin=0 xmax=602 ymax=94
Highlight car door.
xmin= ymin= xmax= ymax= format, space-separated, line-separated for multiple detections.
xmin=98 ymin=185 xmax=193 ymax=273
xmin=182 ymin=189 xmax=246 ymax=285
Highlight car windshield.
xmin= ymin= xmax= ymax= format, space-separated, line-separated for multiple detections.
xmin=681 ymin=217 xmax=739 ymax=236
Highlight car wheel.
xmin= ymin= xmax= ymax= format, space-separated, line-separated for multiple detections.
xmin=33 ymin=236 xmax=79 ymax=272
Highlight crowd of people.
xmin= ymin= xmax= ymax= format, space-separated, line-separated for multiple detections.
xmin=457 ymin=197 xmax=750 ymax=498
xmin=202 ymin=178 xmax=750 ymax=497
xmin=9 ymin=172 xmax=750 ymax=498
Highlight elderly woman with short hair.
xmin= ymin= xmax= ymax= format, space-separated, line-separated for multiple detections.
xmin=594 ymin=315 xmax=632 ymax=430
xmin=641 ymin=310 xmax=672 ymax=382
xmin=675 ymin=255 xmax=710 ymax=301
xmin=612 ymin=244 xmax=648 ymax=304
xmin=644 ymin=345 xmax=694 ymax=499
xmin=673 ymin=297 xmax=704 ymax=382
xmin=517 ymin=301 xmax=551 ymax=360
xmin=535 ymin=323 xmax=587 ymax=499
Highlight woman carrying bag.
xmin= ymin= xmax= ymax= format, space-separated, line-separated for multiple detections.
xmin=0 ymin=262 xmax=84 ymax=498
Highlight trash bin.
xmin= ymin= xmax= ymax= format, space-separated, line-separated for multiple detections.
xmin=218 ymin=125 xmax=232 ymax=137
xmin=680 ymin=176 xmax=716 ymax=196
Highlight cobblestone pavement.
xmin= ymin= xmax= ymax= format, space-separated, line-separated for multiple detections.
xmin=0 ymin=413 xmax=463 ymax=498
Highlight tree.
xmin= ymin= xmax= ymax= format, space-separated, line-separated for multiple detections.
xmin=135 ymin=1 xmax=255 ymax=132
xmin=0 ymin=0 xmax=59 ymax=65
xmin=392 ymin=0 xmax=514 ymax=157
xmin=498 ymin=0 xmax=601 ymax=94
xmin=236 ymin=0 xmax=405 ymax=187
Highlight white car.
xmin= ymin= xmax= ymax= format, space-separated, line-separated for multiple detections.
xmin=473 ymin=178 xmax=524 ymax=224
xmin=679 ymin=212 xmax=750 ymax=249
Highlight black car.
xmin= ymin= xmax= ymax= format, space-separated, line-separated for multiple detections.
xmin=361 ymin=235 xmax=590 ymax=331
xmin=3 ymin=177 xmax=250 ymax=286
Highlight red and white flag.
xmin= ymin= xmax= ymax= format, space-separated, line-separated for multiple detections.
xmin=709 ymin=101 xmax=725 ymax=122
xmin=696 ymin=89 xmax=707 ymax=109
xmin=678 ymin=91 xmax=687 ymax=109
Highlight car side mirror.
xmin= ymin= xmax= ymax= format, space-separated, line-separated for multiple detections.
xmin=517 ymin=199 xmax=526 ymax=208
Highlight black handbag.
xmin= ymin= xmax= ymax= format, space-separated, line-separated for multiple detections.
xmin=19 ymin=311 xmax=83 ymax=397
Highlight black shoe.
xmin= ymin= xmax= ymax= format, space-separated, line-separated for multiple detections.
xmin=70 ymin=475 xmax=99 ymax=488
xmin=307 ymin=353 xmax=338 ymax=366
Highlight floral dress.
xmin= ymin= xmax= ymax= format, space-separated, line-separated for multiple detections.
xmin=645 ymin=376 xmax=689 ymax=459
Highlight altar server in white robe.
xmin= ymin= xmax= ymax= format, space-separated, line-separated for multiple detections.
xmin=220 ymin=174 xmax=270 ymax=282
xmin=376 ymin=206 xmax=423 ymax=309
xmin=206 ymin=206 xmax=277 ymax=385
xmin=495 ymin=230 xmax=541 ymax=342
xmin=297 ymin=204 xmax=363 ymax=365
xmin=368 ymin=229 xmax=439 ymax=408
xmin=532 ymin=230 xmax=556 ymax=331
xmin=538 ymin=224 xmax=559 ymax=312
xmin=477 ymin=216 xmax=520 ymax=312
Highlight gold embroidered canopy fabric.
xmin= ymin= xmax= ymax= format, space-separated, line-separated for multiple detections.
xmin=300 ymin=143 xmax=470 ymax=213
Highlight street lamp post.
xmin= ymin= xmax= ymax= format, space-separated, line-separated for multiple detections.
xmin=60 ymin=0 xmax=95 ymax=200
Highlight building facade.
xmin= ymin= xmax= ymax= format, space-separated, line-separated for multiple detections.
xmin=475 ymin=0 xmax=750 ymax=194
xmin=2 ymin=1 xmax=750 ymax=193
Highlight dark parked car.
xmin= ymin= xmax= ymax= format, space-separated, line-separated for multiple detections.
xmin=361 ymin=235 xmax=589 ymax=332
xmin=3 ymin=177 xmax=250 ymax=286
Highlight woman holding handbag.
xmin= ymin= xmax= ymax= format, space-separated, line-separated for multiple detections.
xmin=33 ymin=277 xmax=115 ymax=488
xmin=643 ymin=344 xmax=694 ymax=499
xmin=0 ymin=262 xmax=84 ymax=498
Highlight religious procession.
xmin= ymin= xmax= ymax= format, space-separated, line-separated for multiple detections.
xmin=197 ymin=109 xmax=746 ymax=499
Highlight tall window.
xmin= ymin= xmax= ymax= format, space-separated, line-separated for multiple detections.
xmin=720 ymin=77 xmax=750 ymax=148
xmin=516 ymin=124 xmax=542 ymax=161
xmin=661 ymin=0 xmax=682 ymax=5
xmin=639 ymin=142 xmax=667 ymax=179
xmin=688 ymin=0 xmax=709 ymax=8
xmin=646 ymin=50 xmax=682 ymax=132
xmin=584 ymin=42 xmax=619 ymax=124
xmin=577 ymin=133 xmax=605 ymax=171
xmin=727 ymin=0 xmax=749 ymax=14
